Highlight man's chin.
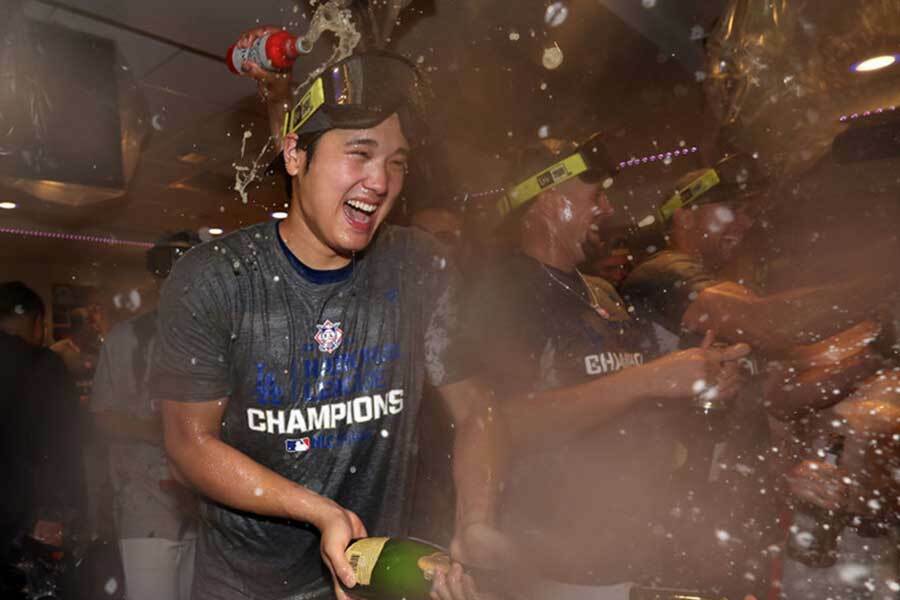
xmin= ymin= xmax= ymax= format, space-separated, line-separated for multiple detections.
xmin=335 ymin=228 xmax=380 ymax=254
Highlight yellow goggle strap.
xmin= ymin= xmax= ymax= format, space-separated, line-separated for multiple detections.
xmin=497 ymin=152 xmax=590 ymax=218
xmin=658 ymin=168 xmax=720 ymax=222
xmin=282 ymin=78 xmax=326 ymax=137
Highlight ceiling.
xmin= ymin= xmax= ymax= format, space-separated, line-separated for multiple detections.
xmin=1 ymin=0 xmax=730 ymax=263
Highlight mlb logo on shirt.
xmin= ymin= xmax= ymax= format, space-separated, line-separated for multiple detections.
xmin=285 ymin=437 xmax=311 ymax=453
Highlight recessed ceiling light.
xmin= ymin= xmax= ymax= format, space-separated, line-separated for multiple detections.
xmin=853 ymin=55 xmax=897 ymax=73
xmin=177 ymin=151 xmax=208 ymax=164
xmin=272 ymin=211 xmax=288 ymax=219
xmin=0 ymin=202 xmax=16 ymax=209
xmin=208 ymin=227 xmax=224 ymax=235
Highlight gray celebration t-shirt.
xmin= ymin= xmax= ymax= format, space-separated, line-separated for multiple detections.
xmin=151 ymin=221 xmax=465 ymax=600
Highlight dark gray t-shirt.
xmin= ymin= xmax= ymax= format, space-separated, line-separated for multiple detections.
xmin=621 ymin=250 xmax=721 ymax=340
xmin=464 ymin=254 xmax=671 ymax=584
xmin=151 ymin=221 xmax=464 ymax=600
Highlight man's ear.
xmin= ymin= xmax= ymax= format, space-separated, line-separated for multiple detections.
xmin=283 ymin=133 xmax=307 ymax=177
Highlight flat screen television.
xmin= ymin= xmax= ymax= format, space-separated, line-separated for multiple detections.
xmin=0 ymin=19 xmax=123 ymax=188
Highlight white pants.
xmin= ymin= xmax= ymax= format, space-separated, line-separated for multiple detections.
xmin=119 ymin=537 xmax=196 ymax=600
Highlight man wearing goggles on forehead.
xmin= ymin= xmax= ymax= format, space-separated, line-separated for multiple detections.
xmin=151 ymin=34 xmax=504 ymax=600
xmin=462 ymin=134 xmax=750 ymax=599
xmin=623 ymin=152 xmax=899 ymax=355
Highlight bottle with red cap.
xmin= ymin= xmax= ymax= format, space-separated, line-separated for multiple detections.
xmin=226 ymin=29 xmax=312 ymax=74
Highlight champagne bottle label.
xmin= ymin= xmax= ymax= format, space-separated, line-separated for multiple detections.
xmin=346 ymin=537 xmax=389 ymax=585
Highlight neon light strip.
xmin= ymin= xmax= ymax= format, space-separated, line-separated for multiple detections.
xmin=618 ymin=145 xmax=699 ymax=169
xmin=0 ymin=227 xmax=154 ymax=248
xmin=840 ymin=105 xmax=897 ymax=122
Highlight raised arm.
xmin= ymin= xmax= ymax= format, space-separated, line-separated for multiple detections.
xmin=499 ymin=337 xmax=749 ymax=452
xmin=683 ymin=274 xmax=898 ymax=353
xmin=232 ymin=27 xmax=295 ymax=150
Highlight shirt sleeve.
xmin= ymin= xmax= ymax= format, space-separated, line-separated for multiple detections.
xmin=150 ymin=246 xmax=235 ymax=402
xmin=623 ymin=252 xmax=720 ymax=334
xmin=457 ymin=260 xmax=541 ymax=392
xmin=419 ymin=238 xmax=470 ymax=389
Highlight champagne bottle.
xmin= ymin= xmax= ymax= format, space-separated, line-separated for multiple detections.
xmin=345 ymin=537 xmax=452 ymax=600
xmin=786 ymin=437 xmax=846 ymax=567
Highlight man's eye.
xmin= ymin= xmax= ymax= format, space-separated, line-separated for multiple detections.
xmin=349 ymin=150 xmax=370 ymax=159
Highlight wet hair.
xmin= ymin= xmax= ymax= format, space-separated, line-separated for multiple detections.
xmin=280 ymin=133 xmax=324 ymax=201
xmin=0 ymin=281 xmax=45 ymax=321
xmin=146 ymin=230 xmax=202 ymax=278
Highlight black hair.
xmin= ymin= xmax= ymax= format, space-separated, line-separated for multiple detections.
xmin=146 ymin=230 xmax=202 ymax=278
xmin=0 ymin=281 xmax=45 ymax=321
xmin=154 ymin=230 xmax=202 ymax=248
xmin=282 ymin=133 xmax=325 ymax=201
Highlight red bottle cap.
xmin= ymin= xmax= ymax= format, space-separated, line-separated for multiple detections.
xmin=265 ymin=31 xmax=299 ymax=71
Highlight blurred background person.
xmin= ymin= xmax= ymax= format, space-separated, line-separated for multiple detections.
xmin=90 ymin=231 xmax=201 ymax=600
xmin=0 ymin=281 xmax=84 ymax=598
xmin=622 ymin=154 xmax=900 ymax=599
xmin=622 ymin=154 xmax=899 ymax=354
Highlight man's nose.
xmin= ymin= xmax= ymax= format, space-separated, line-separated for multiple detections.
xmin=363 ymin=162 xmax=389 ymax=196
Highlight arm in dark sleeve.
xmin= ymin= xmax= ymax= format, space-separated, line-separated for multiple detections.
xmin=622 ymin=252 xmax=720 ymax=335
xmin=28 ymin=351 xmax=84 ymax=525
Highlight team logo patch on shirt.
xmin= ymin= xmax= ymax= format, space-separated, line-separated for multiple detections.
xmin=314 ymin=320 xmax=344 ymax=354
xmin=285 ymin=437 xmax=311 ymax=453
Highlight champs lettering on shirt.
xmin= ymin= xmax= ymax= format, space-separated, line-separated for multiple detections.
xmin=246 ymin=389 xmax=404 ymax=435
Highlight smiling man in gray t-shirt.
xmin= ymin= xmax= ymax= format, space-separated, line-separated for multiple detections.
xmin=150 ymin=50 xmax=503 ymax=600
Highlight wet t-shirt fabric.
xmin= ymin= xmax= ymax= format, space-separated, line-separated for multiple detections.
xmin=621 ymin=250 xmax=720 ymax=345
xmin=463 ymin=253 xmax=678 ymax=585
xmin=622 ymin=249 xmax=776 ymax=599
xmin=151 ymin=221 xmax=465 ymax=600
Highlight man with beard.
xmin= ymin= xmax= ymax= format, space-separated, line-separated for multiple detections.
xmin=464 ymin=135 xmax=750 ymax=600
xmin=151 ymin=50 xmax=501 ymax=600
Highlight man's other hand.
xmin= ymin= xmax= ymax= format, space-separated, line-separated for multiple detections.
xmin=314 ymin=503 xmax=368 ymax=600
